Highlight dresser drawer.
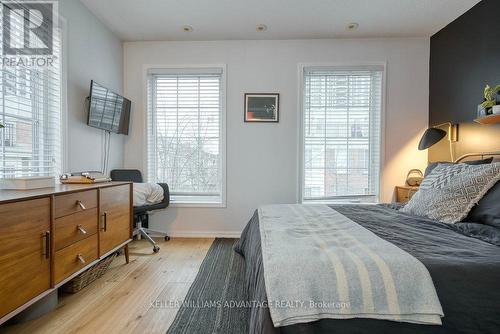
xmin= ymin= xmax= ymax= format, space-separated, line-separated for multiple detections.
xmin=54 ymin=234 xmax=98 ymax=284
xmin=55 ymin=190 xmax=98 ymax=218
xmin=54 ymin=208 xmax=98 ymax=251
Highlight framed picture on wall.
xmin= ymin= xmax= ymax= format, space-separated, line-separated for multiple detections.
xmin=244 ymin=93 xmax=279 ymax=122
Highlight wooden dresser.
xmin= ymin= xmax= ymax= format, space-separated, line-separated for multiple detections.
xmin=0 ymin=182 xmax=132 ymax=324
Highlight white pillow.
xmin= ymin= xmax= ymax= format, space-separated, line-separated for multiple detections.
xmin=133 ymin=183 xmax=164 ymax=206
xmin=400 ymin=162 xmax=500 ymax=224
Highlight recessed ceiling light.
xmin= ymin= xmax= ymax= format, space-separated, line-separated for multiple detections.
xmin=256 ymin=24 xmax=267 ymax=32
xmin=182 ymin=25 xmax=193 ymax=32
xmin=346 ymin=22 xmax=359 ymax=31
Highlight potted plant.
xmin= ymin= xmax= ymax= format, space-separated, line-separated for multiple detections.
xmin=493 ymin=85 xmax=500 ymax=115
xmin=480 ymin=85 xmax=500 ymax=115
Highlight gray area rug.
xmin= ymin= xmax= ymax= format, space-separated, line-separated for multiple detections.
xmin=167 ymin=238 xmax=249 ymax=334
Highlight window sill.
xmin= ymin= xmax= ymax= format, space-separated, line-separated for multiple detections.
xmin=303 ymin=201 xmax=378 ymax=205
xmin=170 ymin=201 xmax=226 ymax=208
xmin=301 ymin=197 xmax=379 ymax=205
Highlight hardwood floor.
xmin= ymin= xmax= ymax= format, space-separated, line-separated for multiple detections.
xmin=0 ymin=238 xmax=215 ymax=334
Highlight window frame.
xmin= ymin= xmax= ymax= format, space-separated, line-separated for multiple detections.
xmin=143 ymin=64 xmax=227 ymax=208
xmin=297 ymin=62 xmax=386 ymax=204
xmin=60 ymin=16 xmax=69 ymax=175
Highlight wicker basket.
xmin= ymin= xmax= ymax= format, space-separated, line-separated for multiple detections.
xmin=62 ymin=253 xmax=117 ymax=293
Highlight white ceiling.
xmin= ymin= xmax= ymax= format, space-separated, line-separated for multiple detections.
xmin=79 ymin=0 xmax=480 ymax=42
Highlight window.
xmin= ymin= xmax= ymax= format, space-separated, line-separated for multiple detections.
xmin=301 ymin=66 xmax=383 ymax=203
xmin=3 ymin=123 xmax=14 ymax=147
xmin=0 ymin=5 xmax=62 ymax=178
xmin=147 ymin=67 xmax=225 ymax=205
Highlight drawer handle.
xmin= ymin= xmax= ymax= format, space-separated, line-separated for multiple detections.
xmin=101 ymin=212 xmax=108 ymax=232
xmin=77 ymin=225 xmax=87 ymax=235
xmin=42 ymin=231 xmax=50 ymax=259
xmin=76 ymin=200 xmax=86 ymax=210
xmin=77 ymin=254 xmax=86 ymax=264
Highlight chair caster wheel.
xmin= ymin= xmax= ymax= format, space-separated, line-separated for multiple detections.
xmin=153 ymin=246 xmax=160 ymax=253
xmin=165 ymin=236 xmax=170 ymax=241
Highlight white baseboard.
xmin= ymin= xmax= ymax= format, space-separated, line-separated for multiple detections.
xmin=154 ymin=230 xmax=242 ymax=238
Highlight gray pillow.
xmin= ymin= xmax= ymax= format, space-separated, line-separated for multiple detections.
xmin=400 ymin=162 xmax=500 ymax=224
xmin=466 ymin=182 xmax=500 ymax=228
xmin=424 ymin=157 xmax=493 ymax=177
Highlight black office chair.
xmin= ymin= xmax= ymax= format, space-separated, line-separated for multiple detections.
xmin=110 ymin=169 xmax=170 ymax=253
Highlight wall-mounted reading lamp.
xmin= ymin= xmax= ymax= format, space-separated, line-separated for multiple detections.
xmin=418 ymin=122 xmax=459 ymax=161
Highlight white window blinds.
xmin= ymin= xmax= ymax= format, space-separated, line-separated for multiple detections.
xmin=302 ymin=66 xmax=383 ymax=203
xmin=147 ymin=68 xmax=225 ymax=205
xmin=0 ymin=5 xmax=62 ymax=178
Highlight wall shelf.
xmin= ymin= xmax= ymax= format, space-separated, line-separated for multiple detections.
xmin=474 ymin=113 xmax=500 ymax=125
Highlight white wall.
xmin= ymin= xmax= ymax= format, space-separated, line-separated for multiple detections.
xmin=60 ymin=0 xmax=124 ymax=173
xmin=123 ymin=38 xmax=429 ymax=237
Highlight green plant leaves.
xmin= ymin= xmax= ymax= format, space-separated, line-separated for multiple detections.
xmin=483 ymin=84 xmax=500 ymax=103
xmin=481 ymin=100 xmax=496 ymax=109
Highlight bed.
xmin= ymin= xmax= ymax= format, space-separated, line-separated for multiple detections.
xmin=235 ymin=202 xmax=500 ymax=333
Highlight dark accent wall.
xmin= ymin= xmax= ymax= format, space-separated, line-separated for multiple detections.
xmin=429 ymin=0 xmax=500 ymax=161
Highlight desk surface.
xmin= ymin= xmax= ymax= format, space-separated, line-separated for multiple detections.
xmin=0 ymin=181 xmax=131 ymax=204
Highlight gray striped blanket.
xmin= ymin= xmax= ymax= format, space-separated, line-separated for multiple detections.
xmin=258 ymin=204 xmax=443 ymax=327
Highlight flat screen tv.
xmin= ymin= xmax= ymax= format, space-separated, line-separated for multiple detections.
xmin=87 ymin=80 xmax=131 ymax=135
